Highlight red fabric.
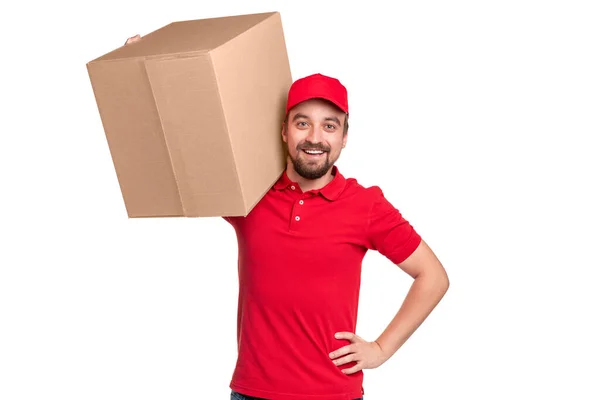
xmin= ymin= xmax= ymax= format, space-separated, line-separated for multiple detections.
xmin=286 ymin=73 xmax=349 ymax=114
xmin=224 ymin=166 xmax=421 ymax=400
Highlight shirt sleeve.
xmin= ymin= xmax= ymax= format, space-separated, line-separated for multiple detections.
xmin=365 ymin=187 xmax=422 ymax=264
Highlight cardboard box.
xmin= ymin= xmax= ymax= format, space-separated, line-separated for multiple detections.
xmin=87 ymin=12 xmax=292 ymax=218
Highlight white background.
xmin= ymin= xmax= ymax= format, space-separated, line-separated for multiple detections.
xmin=1 ymin=0 xmax=599 ymax=399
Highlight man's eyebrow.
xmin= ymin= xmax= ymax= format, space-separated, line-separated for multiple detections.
xmin=292 ymin=113 xmax=309 ymax=121
xmin=291 ymin=113 xmax=341 ymax=125
xmin=324 ymin=116 xmax=341 ymax=125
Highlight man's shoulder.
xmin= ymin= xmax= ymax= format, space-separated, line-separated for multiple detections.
xmin=334 ymin=179 xmax=388 ymax=222
xmin=341 ymin=175 xmax=385 ymax=201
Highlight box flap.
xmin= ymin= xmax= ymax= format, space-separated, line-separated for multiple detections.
xmin=211 ymin=12 xmax=290 ymax=213
xmin=87 ymin=59 xmax=184 ymax=218
xmin=145 ymin=54 xmax=245 ymax=217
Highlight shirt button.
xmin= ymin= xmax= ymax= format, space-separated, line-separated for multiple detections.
xmin=299 ymin=200 xmax=304 ymax=205
xmin=290 ymin=185 xmax=296 ymax=190
xmin=295 ymin=216 xmax=300 ymax=221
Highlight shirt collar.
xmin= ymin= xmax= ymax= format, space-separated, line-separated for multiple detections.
xmin=273 ymin=165 xmax=346 ymax=201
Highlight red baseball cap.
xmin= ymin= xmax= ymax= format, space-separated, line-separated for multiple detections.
xmin=285 ymin=73 xmax=348 ymax=114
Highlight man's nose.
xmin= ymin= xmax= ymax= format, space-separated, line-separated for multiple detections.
xmin=306 ymin=126 xmax=324 ymax=143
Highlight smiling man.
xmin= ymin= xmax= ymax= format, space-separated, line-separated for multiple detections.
xmin=224 ymin=73 xmax=450 ymax=400
xmin=126 ymin=30 xmax=448 ymax=400
xmin=282 ymin=77 xmax=348 ymax=182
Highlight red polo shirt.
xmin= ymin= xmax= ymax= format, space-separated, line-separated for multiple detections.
xmin=224 ymin=166 xmax=422 ymax=400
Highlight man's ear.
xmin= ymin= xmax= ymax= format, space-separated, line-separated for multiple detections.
xmin=281 ymin=122 xmax=288 ymax=142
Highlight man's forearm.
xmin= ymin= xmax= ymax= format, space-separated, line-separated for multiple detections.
xmin=375 ymin=270 xmax=449 ymax=360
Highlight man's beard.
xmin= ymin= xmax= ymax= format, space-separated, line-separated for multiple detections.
xmin=290 ymin=144 xmax=335 ymax=179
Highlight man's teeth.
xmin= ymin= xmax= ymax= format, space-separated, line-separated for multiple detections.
xmin=304 ymin=150 xmax=324 ymax=154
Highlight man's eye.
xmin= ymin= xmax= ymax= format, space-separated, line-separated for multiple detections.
xmin=326 ymin=124 xmax=336 ymax=129
xmin=297 ymin=121 xmax=308 ymax=127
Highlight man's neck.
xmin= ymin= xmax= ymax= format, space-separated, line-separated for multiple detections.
xmin=285 ymin=161 xmax=335 ymax=193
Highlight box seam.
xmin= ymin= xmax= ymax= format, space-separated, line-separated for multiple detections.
xmin=142 ymin=60 xmax=187 ymax=216
xmin=208 ymin=53 xmax=247 ymax=212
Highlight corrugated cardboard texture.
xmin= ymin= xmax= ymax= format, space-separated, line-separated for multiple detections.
xmin=87 ymin=11 xmax=291 ymax=218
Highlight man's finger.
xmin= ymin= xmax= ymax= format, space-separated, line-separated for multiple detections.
xmin=124 ymin=34 xmax=141 ymax=45
xmin=329 ymin=344 xmax=353 ymax=359
xmin=342 ymin=364 xmax=362 ymax=375
xmin=334 ymin=332 xmax=354 ymax=340
xmin=335 ymin=331 xmax=364 ymax=343
xmin=332 ymin=353 xmax=356 ymax=366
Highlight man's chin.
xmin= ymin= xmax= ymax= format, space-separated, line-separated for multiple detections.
xmin=294 ymin=165 xmax=331 ymax=180
xmin=290 ymin=155 xmax=333 ymax=178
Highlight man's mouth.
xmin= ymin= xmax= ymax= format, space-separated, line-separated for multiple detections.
xmin=301 ymin=149 xmax=327 ymax=156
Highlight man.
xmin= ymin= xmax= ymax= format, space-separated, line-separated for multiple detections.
xmin=125 ymin=35 xmax=449 ymax=400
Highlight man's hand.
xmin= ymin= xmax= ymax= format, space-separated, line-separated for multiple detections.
xmin=329 ymin=332 xmax=389 ymax=374
xmin=124 ymin=34 xmax=141 ymax=45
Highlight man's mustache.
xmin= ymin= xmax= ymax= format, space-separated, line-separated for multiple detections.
xmin=298 ymin=143 xmax=330 ymax=152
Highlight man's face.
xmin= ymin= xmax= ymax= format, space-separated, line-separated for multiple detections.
xmin=281 ymin=98 xmax=348 ymax=180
